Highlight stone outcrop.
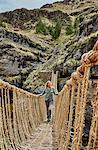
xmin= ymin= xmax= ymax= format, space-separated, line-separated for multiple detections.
xmin=0 ymin=43 xmax=39 ymax=86
xmin=1 ymin=8 xmax=69 ymax=29
xmin=64 ymin=0 xmax=82 ymax=5
xmin=79 ymin=13 xmax=98 ymax=36
xmin=0 ymin=28 xmax=46 ymax=51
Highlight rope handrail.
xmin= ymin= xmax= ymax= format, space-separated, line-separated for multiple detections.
xmin=54 ymin=40 xmax=98 ymax=150
xmin=0 ymin=79 xmax=46 ymax=149
xmin=0 ymin=41 xmax=98 ymax=150
xmin=0 ymin=79 xmax=39 ymax=97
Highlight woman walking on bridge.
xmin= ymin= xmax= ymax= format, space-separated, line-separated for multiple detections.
xmin=39 ymin=81 xmax=58 ymax=122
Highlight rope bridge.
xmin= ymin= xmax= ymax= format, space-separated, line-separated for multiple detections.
xmin=54 ymin=41 xmax=98 ymax=150
xmin=0 ymin=81 xmax=46 ymax=149
xmin=0 ymin=41 xmax=98 ymax=150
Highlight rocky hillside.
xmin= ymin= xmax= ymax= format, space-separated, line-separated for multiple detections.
xmin=0 ymin=0 xmax=98 ymax=93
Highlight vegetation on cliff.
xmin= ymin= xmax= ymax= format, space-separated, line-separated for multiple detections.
xmin=36 ymin=19 xmax=62 ymax=39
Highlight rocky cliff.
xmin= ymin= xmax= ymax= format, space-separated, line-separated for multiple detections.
xmin=0 ymin=0 xmax=98 ymax=93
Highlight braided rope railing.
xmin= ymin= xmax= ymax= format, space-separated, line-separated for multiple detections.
xmin=54 ymin=41 xmax=98 ymax=150
xmin=0 ymin=80 xmax=46 ymax=150
xmin=87 ymin=96 xmax=98 ymax=150
xmin=0 ymin=41 xmax=98 ymax=150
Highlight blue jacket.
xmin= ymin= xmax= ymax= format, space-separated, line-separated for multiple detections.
xmin=40 ymin=86 xmax=58 ymax=101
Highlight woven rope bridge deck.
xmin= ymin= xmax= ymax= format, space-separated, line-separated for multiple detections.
xmin=0 ymin=41 xmax=98 ymax=150
xmin=21 ymin=123 xmax=52 ymax=150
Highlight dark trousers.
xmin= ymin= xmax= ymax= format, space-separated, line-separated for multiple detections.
xmin=45 ymin=101 xmax=51 ymax=120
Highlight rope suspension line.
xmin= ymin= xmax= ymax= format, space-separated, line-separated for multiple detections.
xmin=0 ymin=41 xmax=98 ymax=150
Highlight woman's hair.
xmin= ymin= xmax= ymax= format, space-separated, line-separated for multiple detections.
xmin=45 ymin=80 xmax=52 ymax=88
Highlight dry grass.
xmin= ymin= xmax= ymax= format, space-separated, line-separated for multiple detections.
xmin=42 ymin=0 xmax=98 ymax=15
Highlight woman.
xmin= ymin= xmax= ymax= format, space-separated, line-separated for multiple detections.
xmin=39 ymin=81 xmax=58 ymax=122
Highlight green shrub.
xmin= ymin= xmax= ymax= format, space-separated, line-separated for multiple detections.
xmin=47 ymin=25 xmax=53 ymax=33
xmin=36 ymin=20 xmax=61 ymax=39
xmin=49 ymin=22 xmax=62 ymax=39
xmin=74 ymin=15 xmax=84 ymax=34
xmin=66 ymin=20 xmax=74 ymax=35
xmin=66 ymin=15 xmax=84 ymax=35
xmin=36 ymin=20 xmax=48 ymax=35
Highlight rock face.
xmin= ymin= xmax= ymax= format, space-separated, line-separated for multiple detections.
xmin=1 ymin=8 xmax=69 ymax=29
xmin=0 ymin=0 xmax=98 ymax=92
xmin=0 ymin=28 xmax=47 ymax=51
xmin=79 ymin=13 xmax=98 ymax=36
xmin=64 ymin=0 xmax=71 ymax=4
xmin=0 ymin=42 xmax=39 ymax=87
xmin=64 ymin=0 xmax=82 ymax=4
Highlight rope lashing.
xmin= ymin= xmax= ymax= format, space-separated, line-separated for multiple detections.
xmin=0 ymin=80 xmax=46 ymax=150
xmin=0 ymin=41 xmax=98 ymax=150
xmin=87 ymin=97 xmax=98 ymax=149
xmin=53 ymin=40 xmax=98 ymax=150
